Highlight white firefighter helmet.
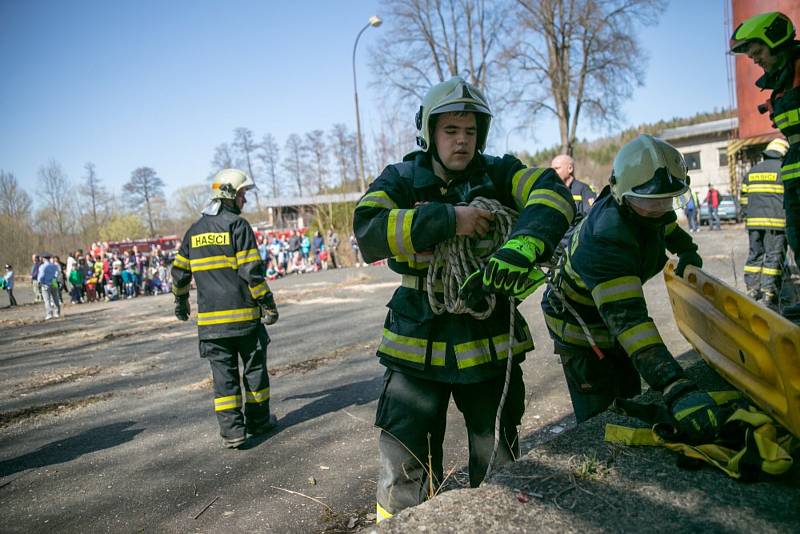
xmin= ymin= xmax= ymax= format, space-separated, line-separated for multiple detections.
xmin=610 ymin=134 xmax=689 ymax=205
xmin=211 ymin=168 xmax=255 ymax=201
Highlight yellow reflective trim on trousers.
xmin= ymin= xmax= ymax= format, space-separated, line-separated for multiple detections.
xmin=746 ymin=217 xmax=785 ymax=228
xmin=744 ymin=265 xmax=763 ymax=274
xmin=215 ymin=394 xmax=242 ymax=412
xmin=197 ymin=307 xmax=260 ymax=326
xmin=665 ymin=222 xmax=677 ymax=236
xmin=591 ymin=276 xmax=644 ymax=307
xmin=376 ymin=503 xmax=393 ymax=522
xmin=618 ymin=321 xmax=663 ymax=355
xmin=172 ymin=283 xmax=190 ymax=296
xmin=387 ymin=209 xmax=415 ymax=256
xmin=358 ymin=190 xmax=397 ymax=210
xmin=512 ymin=168 xmax=544 ymax=210
xmin=379 ymin=328 xmax=446 ymax=366
xmin=173 ymin=254 xmax=190 ymax=270
xmin=745 ymin=184 xmax=783 ymax=194
xmin=246 ymin=387 xmax=270 ymax=404
xmin=774 ymin=109 xmax=800 ymax=128
xmin=559 ymin=279 xmax=595 ymax=306
xmin=453 ymin=332 xmax=532 ymax=369
xmin=525 ymin=189 xmax=574 ymax=222
xmin=190 ymin=255 xmax=237 ymax=271
xmin=249 ymin=281 xmax=269 ymax=300
xmin=762 ymin=267 xmax=782 ymax=276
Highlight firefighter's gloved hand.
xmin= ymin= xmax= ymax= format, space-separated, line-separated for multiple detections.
xmin=675 ymin=250 xmax=702 ymax=278
xmin=260 ymin=293 xmax=279 ymax=325
xmin=664 ymin=379 xmax=723 ymax=443
xmin=174 ymin=295 xmax=190 ymax=321
xmin=482 ymin=235 xmax=543 ymax=297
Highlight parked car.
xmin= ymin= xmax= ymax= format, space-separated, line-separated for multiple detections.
xmin=699 ymin=194 xmax=742 ymax=225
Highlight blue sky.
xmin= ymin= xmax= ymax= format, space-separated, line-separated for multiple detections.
xmin=1 ymin=0 xmax=731 ymax=204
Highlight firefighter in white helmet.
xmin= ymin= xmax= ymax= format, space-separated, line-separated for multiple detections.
xmin=171 ymin=168 xmax=279 ymax=449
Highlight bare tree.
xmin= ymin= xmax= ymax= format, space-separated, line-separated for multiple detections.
xmin=371 ymin=0 xmax=509 ymax=104
xmin=233 ymin=127 xmax=262 ymax=212
xmin=123 ymin=166 xmax=165 ymax=237
xmin=282 ymin=134 xmax=304 ymax=196
xmin=210 ymin=142 xmax=235 ymax=179
xmin=36 ymin=159 xmax=75 ymax=236
xmin=302 ymin=130 xmax=330 ymax=194
xmin=173 ymin=184 xmax=208 ymax=222
xmin=504 ymin=0 xmax=662 ymax=155
xmin=371 ymin=111 xmax=416 ymax=177
xmin=257 ymin=133 xmax=282 ymax=198
xmin=0 ymin=170 xmax=32 ymax=221
xmin=78 ymin=162 xmax=112 ymax=229
xmin=329 ymin=124 xmax=359 ymax=190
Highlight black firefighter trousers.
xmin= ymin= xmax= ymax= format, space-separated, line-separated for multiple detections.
xmin=744 ymin=229 xmax=786 ymax=295
xmin=374 ymin=367 xmax=524 ymax=521
xmin=199 ymin=324 xmax=271 ymax=440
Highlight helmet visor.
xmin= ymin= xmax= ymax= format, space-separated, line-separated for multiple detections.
xmin=630 ymin=167 xmax=689 ymax=198
xmin=431 ymin=101 xmax=491 ymax=117
xmin=625 ymin=196 xmax=676 ymax=217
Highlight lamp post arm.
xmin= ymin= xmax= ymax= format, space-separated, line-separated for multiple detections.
xmin=353 ymin=22 xmax=371 ymax=192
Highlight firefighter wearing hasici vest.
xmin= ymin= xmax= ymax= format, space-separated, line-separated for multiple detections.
xmin=741 ymin=138 xmax=789 ymax=308
xmin=354 ymin=77 xmax=574 ymax=522
xmin=731 ymin=12 xmax=800 ymax=316
xmin=540 ymin=135 xmax=724 ymax=444
xmin=171 ymin=169 xmax=279 ymax=449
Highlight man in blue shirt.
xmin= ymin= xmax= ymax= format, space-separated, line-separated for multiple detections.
xmin=37 ymin=255 xmax=61 ymax=320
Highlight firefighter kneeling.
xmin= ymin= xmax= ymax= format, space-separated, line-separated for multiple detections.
xmin=172 ymin=169 xmax=279 ymax=449
xmin=541 ymin=135 xmax=723 ymax=444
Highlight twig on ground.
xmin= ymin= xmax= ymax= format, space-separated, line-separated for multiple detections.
xmin=193 ymin=495 xmax=219 ymax=519
xmin=270 ymin=485 xmax=333 ymax=512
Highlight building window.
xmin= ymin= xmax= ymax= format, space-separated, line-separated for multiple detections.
xmin=683 ymin=151 xmax=701 ymax=171
xmin=718 ymin=148 xmax=728 ymax=167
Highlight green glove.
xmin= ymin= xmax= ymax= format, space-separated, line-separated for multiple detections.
xmin=260 ymin=293 xmax=279 ymax=326
xmin=675 ymin=250 xmax=702 ymax=278
xmin=174 ymin=294 xmax=190 ymax=321
xmin=664 ymin=379 xmax=723 ymax=443
xmin=482 ymin=235 xmax=543 ymax=296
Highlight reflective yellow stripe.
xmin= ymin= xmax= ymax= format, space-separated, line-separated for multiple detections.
xmin=559 ymin=279 xmax=595 ymax=306
xmin=215 ymin=394 xmax=242 ymax=412
xmin=572 ymin=194 xmax=582 ymax=201
xmin=762 ymin=267 xmax=782 ymax=276
xmin=774 ymin=109 xmax=800 ymax=128
xmin=564 ymin=254 xmax=588 ymax=289
xmin=741 ymin=197 xmax=749 ymax=205
xmin=236 ymin=248 xmax=262 ymax=265
xmin=173 ymin=253 xmax=190 ymax=271
xmin=394 ymin=253 xmax=433 ymax=269
xmin=358 ymin=190 xmax=397 ymax=210
xmin=387 ymin=209 xmax=415 ymax=256
xmin=249 ymin=281 xmax=270 ymax=300
xmin=454 ymin=333 xmax=533 ymax=369
xmin=782 ymin=162 xmax=800 ymax=182
xmin=665 ymin=222 xmax=677 ymax=236
xmin=744 ymin=265 xmax=763 ymax=274
xmin=197 ymin=307 xmax=260 ymax=326
xmin=591 ymin=276 xmax=644 ymax=307
xmin=172 ymin=283 xmax=190 ymax=296
xmin=525 ymin=189 xmax=574 ymax=222
xmin=190 ymin=255 xmax=237 ymax=271
xmin=617 ymin=321 xmax=663 ymax=355
xmin=512 ymin=168 xmax=545 ymax=210
xmin=376 ymin=503 xmax=393 ymax=523
xmin=378 ymin=328 xmax=446 ymax=366
xmin=745 ymin=184 xmax=784 ymax=194
xmin=245 ymin=387 xmax=270 ymax=404
xmin=746 ymin=217 xmax=785 ymax=228
xmin=543 ymin=312 xmax=615 ymax=348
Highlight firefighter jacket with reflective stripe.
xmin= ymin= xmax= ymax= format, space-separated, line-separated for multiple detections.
xmin=171 ymin=204 xmax=271 ymax=341
xmin=760 ymin=45 xmax=800 ymax=184
xmin=741 ymin=157 xmax=785 ymax=230
xmin=541 ymin=186 xmax=698 ymax=392
xmin=569 ymin=178 xmax=596 ymax=220
xmin=354 ymin=151 xmax=574 ymax=384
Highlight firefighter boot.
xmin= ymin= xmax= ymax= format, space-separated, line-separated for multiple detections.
xmin=247 ymin=414 xmax=278 ymax=437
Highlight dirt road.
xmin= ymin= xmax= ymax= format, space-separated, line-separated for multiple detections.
xmin=0 ymin=224 xmax=750 ymax=533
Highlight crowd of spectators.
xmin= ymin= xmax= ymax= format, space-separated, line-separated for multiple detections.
xmin=257 ymin=227 xmax=364 ymax=280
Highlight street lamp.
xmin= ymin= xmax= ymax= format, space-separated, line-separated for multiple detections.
xmin=352 ymin=15 xmax=382 ymax=192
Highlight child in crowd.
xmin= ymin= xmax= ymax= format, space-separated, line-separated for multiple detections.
xmin=85 ymin=272 xmax=98 ymax=302
xmin=104 ymin=279 xmax=119 ymax=301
